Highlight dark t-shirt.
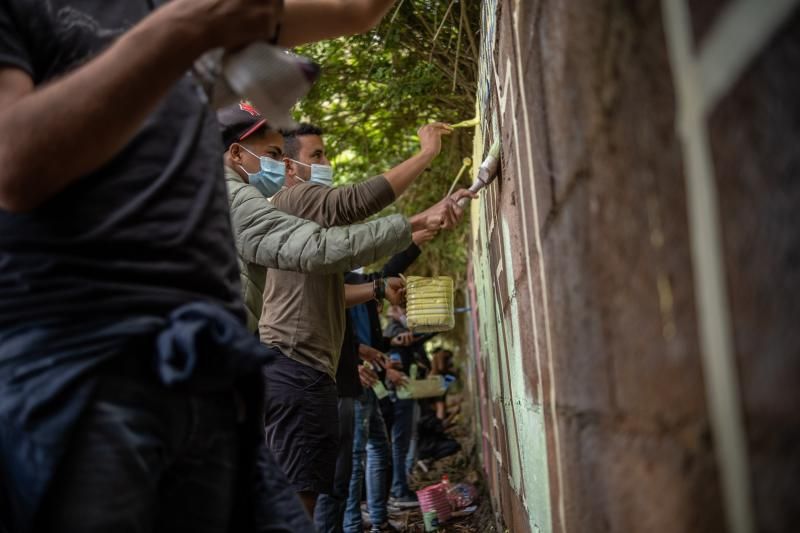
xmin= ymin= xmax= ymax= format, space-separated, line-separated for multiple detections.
xmin=0 ymin=4 xmax=245 ymax=529
xmin=0 ymin=1 xmax=242 ymax=333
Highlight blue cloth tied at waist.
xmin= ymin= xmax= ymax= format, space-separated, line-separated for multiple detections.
xmin=0 ymin=302 xmax=272 ymax=533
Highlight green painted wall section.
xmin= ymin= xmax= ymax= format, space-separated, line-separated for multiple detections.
xmin=466 ymin=1 xmax=557 ymax=531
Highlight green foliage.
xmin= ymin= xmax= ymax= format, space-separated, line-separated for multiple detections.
xmin=293 ymin=0 xmax=481 ymax=285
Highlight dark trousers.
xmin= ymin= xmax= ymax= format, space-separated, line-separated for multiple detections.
xmin=35 ymin=375 xmax=240 ymax=533
xmin=263 ymin=353 xmax=340 ymax=494
xmin=390 ymin=398 xmax=416 ymax=498
xmin=314 ymin=397 xmax=356 ymax=533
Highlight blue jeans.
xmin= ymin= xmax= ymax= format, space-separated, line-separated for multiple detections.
xmin=405 ymin=400 xmax=421 ymax=476
xmin=344 ymin=390 xmax=390 ymax=533
xmin=315 ymin=397 xmax=355 ymax=533
xmin=34 ymin=375 xmax=240 ymax=533
xmin=390 ymin=398 xmax=416 ymax=498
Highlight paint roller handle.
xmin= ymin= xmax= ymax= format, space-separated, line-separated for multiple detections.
xmin=456 ymin=184 xmax=480 ymax=208
xmin=455 ymin=140 xmax=501 ymax=207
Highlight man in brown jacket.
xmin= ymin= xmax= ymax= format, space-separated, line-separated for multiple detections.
xmin=260 ymin=122 xmax=472 ymax=515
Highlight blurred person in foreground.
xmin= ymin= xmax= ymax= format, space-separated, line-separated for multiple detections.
xmin=0 ymin=1 xmax=404 ymax=531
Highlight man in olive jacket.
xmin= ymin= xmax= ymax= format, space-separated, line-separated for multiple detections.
xmin=219 ymin=104 xmax=413 ymax=333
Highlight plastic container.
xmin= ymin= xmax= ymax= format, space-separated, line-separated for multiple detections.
xmin=405 ymin=276 xmax=455 ymax=333
xmin=416 ymin=482 xmax=452 ymax=523
xmin=364 ymin=362 xmax=389 ymax=399
xmin=396 ymin=376 xmax=446 ymax=400
xmin=422 ymin=510 xmax=440 ymax=532
xmin=396 ymin=363 xmax=446 ymax=400
xmin=449 ymin=483 xmax=478 ymax=509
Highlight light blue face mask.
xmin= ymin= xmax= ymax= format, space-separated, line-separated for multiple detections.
xmin=291 ymin=159 xmax=334 ymax=187
xmin=239 ymin=146 xmax=286 ymax=197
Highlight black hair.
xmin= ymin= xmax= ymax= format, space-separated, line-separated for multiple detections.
xmin=283 ymin=123 xmax=324 ymax=159
xmin=252 ymin=118 xmax=284 ymax=138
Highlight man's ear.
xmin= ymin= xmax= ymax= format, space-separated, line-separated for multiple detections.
xmin=284 ymin=157 xmax=296 ymax=177
xmin=229 ymin=143 xmax=244 ymax=166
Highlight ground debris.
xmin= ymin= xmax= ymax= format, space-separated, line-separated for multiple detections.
xmin=386 ymin=395 xmax=498 ymax=532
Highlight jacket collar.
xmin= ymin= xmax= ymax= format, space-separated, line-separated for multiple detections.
xmin=224 ymin=165 xmax=245 ymax=183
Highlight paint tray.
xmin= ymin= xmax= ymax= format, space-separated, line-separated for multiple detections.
xmin=405 ymin=276 xmax=455 ymax=333
xmin=396 ymin=375 xmax=447 ymax=400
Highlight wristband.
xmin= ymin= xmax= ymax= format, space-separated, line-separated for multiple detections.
xmin=374 ymin=277 xmax=386 ymax=302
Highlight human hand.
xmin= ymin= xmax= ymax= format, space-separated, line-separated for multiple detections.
xmin=433 ymin=188 xmax=478 ymax=229
xmin=412 ymin=228 xmax=438 ymax=246
xmin=414 ymin=197 xmax=454 ymax=231
xmin=358 ymin=365 xmax=379 ymax=388
xmin=417 ymin=122 xmax=452 ymax=158
xmin=386 ymin=368 xmax=409 ymax=387
xmin=359 ymin=346 xmax=388 ymax=369
xmin=388 ymin=358 xmax=403 ymax=370
xmin=385 ymin=277 xmax=406 ymax=306
xmin=450 ymin=187 xmax=479 ymax=211
xmin=391 ymin=332 xmax=414 ymax=347
xmin=408 ymin=205 xmax=446 ymax=232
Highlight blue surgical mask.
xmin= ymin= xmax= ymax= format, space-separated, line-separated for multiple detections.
xmin=239 ymin=146 xmax=286 ymax=197
xmin=291 ymin=159 xmax=334 ymax=187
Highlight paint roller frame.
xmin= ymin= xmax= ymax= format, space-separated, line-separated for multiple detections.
xmin=456 ymin=139 xmax=501 ymax=207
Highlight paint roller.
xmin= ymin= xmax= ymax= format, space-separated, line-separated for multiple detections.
xmin=455 ymin=139 xmax=501 ymax=207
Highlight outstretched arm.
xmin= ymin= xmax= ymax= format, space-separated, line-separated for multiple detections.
xmin=0 ymin=0 xmax=397 ymax=213
xmin=382 ymin=123 xmax=452 ymax=197
xmin=278 ymin=0 xmax=397 ymax=47
xmin=231 ymin=182 xmax=412 ymax=274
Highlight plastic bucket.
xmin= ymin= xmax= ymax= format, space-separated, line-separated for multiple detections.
xmin=405 ymin=276 xmax=455 ymax=333
xmin=416 ymin=483 xmax=452 ymax=523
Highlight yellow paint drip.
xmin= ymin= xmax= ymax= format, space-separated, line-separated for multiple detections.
xmin=405 ymin=276 xmax=455 ymax=333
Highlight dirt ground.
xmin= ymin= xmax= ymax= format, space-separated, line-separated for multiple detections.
xmin=385 ymin=395 xmax=498 ymax=533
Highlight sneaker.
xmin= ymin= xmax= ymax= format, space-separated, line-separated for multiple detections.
xmin=388 ymin=493 xmax=420 ymax=509
xmin=369 ymin=522 xmax=399 ymax=533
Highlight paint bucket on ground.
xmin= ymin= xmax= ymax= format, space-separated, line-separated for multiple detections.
xmin=405 ymin=276 xmax=455 ymax=333
xmin=416 ymin=483 xmax=452 ymax=523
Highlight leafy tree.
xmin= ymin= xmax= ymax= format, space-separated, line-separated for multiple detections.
xmin=293 ymin=0 xmax=481 ymax=351
xmin=294 ymin=0 xmax=480 ymax=279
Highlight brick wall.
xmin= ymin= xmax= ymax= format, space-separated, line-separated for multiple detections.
xmin=466 ymin=2 xmax=799 ymax=532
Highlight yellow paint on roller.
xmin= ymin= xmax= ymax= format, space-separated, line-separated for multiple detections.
xmin=405 ymin=276 xmax=455 ymax=333
xmin=450 ymin=117 xmax=480 ymax=129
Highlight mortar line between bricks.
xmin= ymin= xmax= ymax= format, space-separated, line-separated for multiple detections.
xmin=533 ymin=0 xmax=557 ymax=213
xmin=698 ymin=0 xmax=800 ymax=114
xmin=662 ymin=1 xmax=762 ymax=532
xmin=500 ymin=216 xmax=534 ymax=505
xmin=493 ymin=9 xmax=554 ymax=531
xmin=511 ymin=3 xmax=568 ymax=531
xmin=540 ymin=169 xmax=590 ymax=238
xmin=494 ymin=4 xmax=546 ymax=511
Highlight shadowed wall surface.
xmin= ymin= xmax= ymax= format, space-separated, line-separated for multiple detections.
xmin=465 ymin=2 xmax=799 ymax=532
